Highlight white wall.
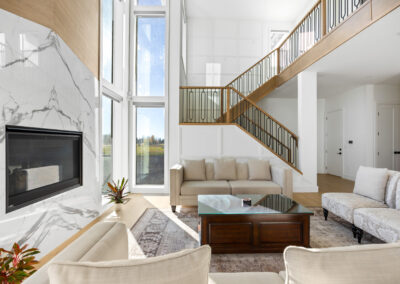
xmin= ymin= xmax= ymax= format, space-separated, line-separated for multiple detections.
xmin=320 ymin=84 xmax=400 ymax=180
xmin=317 ymin=99 xmax=326 ymax=174
xmin=324 ymin=85 xmax=374 ymax=180
xmin=169 ymin=0 xmax=184 ymax=170
xmin=186 ymin=18 xmax=292 ymax=86
xmin=258 ymin=98 xmax=298 ymax=134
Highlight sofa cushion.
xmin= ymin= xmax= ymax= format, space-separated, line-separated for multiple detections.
xmin=206 ymin=162 xmax=215 ymax=180
xmin=353 ymin=166 xmax=389 ymax=202
xmin=230 ymin=180 xmax=281 ymax=195
xmin=181 ymin=181 xmax=231 ymax=195
xmin=385 ymin=173 xmax=400 ymax=208
xmin=208 ymin=272 xmax=284 ymax=284
xmin=214 ymin=158 xmax=237 ymax=180
xmin=236 ymin=162 xmax=249 ymax=180
xmin=284 ymin=242 xmax=400 ymax=284
xmin=24 ymin=222 xmax=128 ymax=284
xmin=354 ymin=208 xmax=400 ymax=243
xmin=48 ymin=246 xmax=211 ymax=284
xmin=248 ymin=159 xmax=271 ymax=181
xmin=322 ymin=193 xmax=387 ymax=223
xmin=183 ymin=159 xmax=206 ymax=181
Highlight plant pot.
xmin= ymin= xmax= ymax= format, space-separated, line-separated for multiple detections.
xmin=114 ymin=198 xmax=130 ymax=212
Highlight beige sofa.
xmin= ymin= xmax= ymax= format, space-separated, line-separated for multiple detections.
xmin=322 ymin=167 xmax=400 ymax=243
xmin=170 ymin=158 xmax=293 ymax=212
xmin=26 ymin=221 xmax=400 ymax=284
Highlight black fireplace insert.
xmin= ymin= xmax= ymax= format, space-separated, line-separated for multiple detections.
xmin=6 ymin=125 xmax=83 ymax=212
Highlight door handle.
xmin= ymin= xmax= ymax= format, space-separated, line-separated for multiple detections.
xmin=395 ymin=151 xmax=400 ymax=154
xmin=337 ymin=152 xmax=342 ymax=155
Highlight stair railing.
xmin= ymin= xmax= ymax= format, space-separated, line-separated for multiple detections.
xmin=225 ymin=0 xmax=368 ymax=91
xmin=227 ymin=50 xmax=278 ymax=97
xmin=180 ymin=86 xmax=299 ymax=168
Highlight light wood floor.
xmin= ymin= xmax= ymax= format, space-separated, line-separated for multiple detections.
xmin=293 ymin=174 xmax=354 ymax=207
xmin=37 ymin=174 xmax=353 ymax=268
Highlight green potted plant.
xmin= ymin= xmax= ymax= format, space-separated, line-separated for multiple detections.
xmin=0 ymin=243 xmax=40 ymax=283
xmin=106 ymin=177 xmax=129 ymax=205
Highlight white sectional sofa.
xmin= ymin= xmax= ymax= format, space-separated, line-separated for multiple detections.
xmin=170 ymin=158 xmax=293 ymax=212
xmin=26 ymin=221 xmax=400 ymax=284
xmin=322 ymin=166 xmax=400 ymax=243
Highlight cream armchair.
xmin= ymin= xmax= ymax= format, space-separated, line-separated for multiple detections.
xmin=170 ymin=159 xmax=293 ymax=212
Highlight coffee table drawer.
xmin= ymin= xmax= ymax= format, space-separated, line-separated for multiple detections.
xmin=208 ymin=223 xmax=252 ymax=244
xmin=259 ymin=222 xmax=303 ymax=243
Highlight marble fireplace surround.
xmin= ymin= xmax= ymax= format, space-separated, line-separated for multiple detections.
xmin=0 ymin=8 xmax=102 ymax=258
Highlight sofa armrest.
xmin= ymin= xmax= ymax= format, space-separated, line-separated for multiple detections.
xmin=271 ymin=167 xmax=293 ymax=198
xmin=170 ymin=164 xmax=183 ymax=206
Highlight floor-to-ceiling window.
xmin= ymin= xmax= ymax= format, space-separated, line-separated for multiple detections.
xmin=101 ymin=0 xmax=126 ymax=196
xmin=131 ymin=1 xmax=168 ymax=191
xmin=136 ymin=107 xmax=165 ymax=184
xmin=102 ymin=95 xmax=113 ymax=192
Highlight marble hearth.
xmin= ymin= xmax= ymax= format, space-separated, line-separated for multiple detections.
xmin=0 ymin=8 xmax=101 ymax=258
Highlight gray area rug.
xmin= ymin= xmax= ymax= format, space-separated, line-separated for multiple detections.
xmin=130 ymin=208 xmax=382 ymax=273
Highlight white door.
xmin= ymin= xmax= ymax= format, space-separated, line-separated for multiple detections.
xmin=395 ymin=106 xmax=400 ymax=171
xmin=376 ymin=105 xmax=396 ymax=170
xmin=327 ymin=110 xmax=343 ymax=177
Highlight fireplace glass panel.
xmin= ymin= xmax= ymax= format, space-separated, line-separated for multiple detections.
xmin=6 ymin=126 xmax=82 ymax=212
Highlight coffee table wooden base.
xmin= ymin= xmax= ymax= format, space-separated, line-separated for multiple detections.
xmin=200 ymin=213 xmax=312 ymax=253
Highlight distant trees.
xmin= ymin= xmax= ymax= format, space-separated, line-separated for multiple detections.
xmin=136 ymin=135 xmax=164 ymax=145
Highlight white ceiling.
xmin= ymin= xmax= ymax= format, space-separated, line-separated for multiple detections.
xmin=185 ymin=0 xmax=318 ymax=22
xmin=268 ymin=5 xmax=400 ymax=99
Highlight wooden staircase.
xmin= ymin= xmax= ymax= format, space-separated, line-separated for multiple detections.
xmin=180 ymin=0 xmax=400 ymax=173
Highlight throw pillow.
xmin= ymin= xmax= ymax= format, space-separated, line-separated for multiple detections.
xmin=248 ymin=159 xmax=271 ymax=180
xmin=236 ymin=162 xmax=249 ymax=180
xmin=284 ymin=243 xmax=400 ymax=284
xmin=183 ymin=159 xmax=206 ymax=181
xmin=385 ymin=173 xmax=400 ymax=208
xmin=396 ymin=179 xmax=400 ymax=210
xmin=353 ymin=166 xmax=388 ymax=202
xmin=48 ymin=246 xmax=211 ymax=284
xmin=205 ymin=162 xmax=215 ymax=180
xmin=214 ymin=158 xmax=237 ymax=180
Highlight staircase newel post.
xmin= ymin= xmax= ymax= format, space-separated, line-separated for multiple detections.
xmin=321 ymin=0 xmax=327 ymax=37
xmin=226 ymin=88 xmax=231 ymax=123
xmin=220 ymin=88 xmax=224 ymax=120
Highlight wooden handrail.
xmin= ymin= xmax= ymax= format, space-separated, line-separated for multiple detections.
xmin=229 ymin=87 xmax=298 ymax=140
xmin=180 ymin=86 xmax=226 ymax=89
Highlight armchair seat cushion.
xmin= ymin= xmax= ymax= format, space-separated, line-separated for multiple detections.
xmin=354 ymin=208 xmax=400 ymax=243
xmin=181 ymin=181 xmax=231 ymax=196
xmin=208 ymin=272 xmax=284 ymax=284
xmin=229 ymin=180 xmax=281 ymax=195
xmin=322 ymin=193 xmax=387 ymax=223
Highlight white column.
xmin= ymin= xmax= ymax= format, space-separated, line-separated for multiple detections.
xmin=298 ymin=71 xmax=318 ymax=186
xmin=168 ymin=0 xmax=182 ymax=167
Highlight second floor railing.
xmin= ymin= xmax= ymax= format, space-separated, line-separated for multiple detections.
xmin=227 ymin=50 xmax=278 ymax=97
xmin=224 ymin=0 xmax=368 ymax=92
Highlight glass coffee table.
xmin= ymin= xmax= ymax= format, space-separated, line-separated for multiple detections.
xmin=198 ymin=194 xmax=313 ymax=253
